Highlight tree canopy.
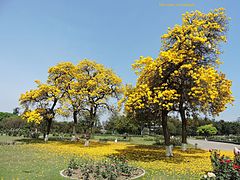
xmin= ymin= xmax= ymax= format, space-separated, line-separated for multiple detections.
xmin=197 ymin=124 xmax=218 ymax=136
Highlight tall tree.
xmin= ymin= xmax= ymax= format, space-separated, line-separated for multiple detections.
xmin=75 ymin=60 xmax=123 ymax=145
xmin=19 ymin=81 xmax=62 ymax=141
xmin=160 ymin=8 xmax=232 ymax=150
xmin=47 ymin=62 xmax=83 ymax=138
xmin=122 ymin=8 xmax=233 ymax=156
xmin=197 ymin=124 xmax=217 ymax=137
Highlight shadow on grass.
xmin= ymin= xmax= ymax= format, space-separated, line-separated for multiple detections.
xmin=109 ymin=144 xmax=207 ymax=164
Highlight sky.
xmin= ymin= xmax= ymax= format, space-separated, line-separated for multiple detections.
xmin=0 ymin=0 xmax=239 ymax=121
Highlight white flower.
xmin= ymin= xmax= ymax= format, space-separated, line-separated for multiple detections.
xmin=207 ymin=172 xmax=216 ymax=178
xmin=208 ymin=43 xmax=212 ymax=49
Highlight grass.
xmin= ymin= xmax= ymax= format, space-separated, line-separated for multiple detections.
xmin=0 ymin=135 xmax=213 ymax=179
xmin=0 ymin=144 xmax=67 ymax=179
xmin=93 ymin=134 xmax=156 ymax=145
xmin=0 ymin=135 xmax=28 ymax=143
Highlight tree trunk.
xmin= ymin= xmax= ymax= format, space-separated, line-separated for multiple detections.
xmin=73 ymin=111 xmax=78 ymax=134
xmin=85 ymin=110 xmax=94 ymax=146
xmin=45 ymin=119 xmax=52 ymax=142
xmin=84 ymin=131 xmax=90 ymax=146
xmin=162 ymin=110 xmax=170 ymax=146
xmin=180 ymin=108 xmax=187 ymax=151
xmin=43 ymin=120 xmax=48 ymax=139
xmin=84 ymin=139 xmax=89 ymax=146
xmin=162 ymin=110 xmax=173 ymax=157
xmin=140 ymin=127 xmax=143 ymax=136
xmin=71 ymin=111 xmax=78 ymax=141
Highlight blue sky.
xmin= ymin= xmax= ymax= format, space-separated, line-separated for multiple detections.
xmin=0 ymin=0 xmax=239 ymax=121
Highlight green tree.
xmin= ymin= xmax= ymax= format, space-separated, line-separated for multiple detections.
xmin=197 ymin=124 xmax=217 ymax=137
xmin=105 ymin=111 xmax=140 ymax=134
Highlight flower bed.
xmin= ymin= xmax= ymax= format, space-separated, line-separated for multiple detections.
xmin=202 ymin=149 xmax=240 ymax=179
xmin=60 ymin=156 xmax=145 ymax=180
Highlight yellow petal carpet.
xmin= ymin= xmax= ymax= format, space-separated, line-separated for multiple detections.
xmin=26 ymin=141 xmax=234 ymax=177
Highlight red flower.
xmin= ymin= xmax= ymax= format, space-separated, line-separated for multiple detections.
xmin=233 ymin=164 xmax=240 ymax=170
xmin=225 ymin=159 xmax=232 ymax=163
xmin=220 ymin=159 xmax=232 ymax=164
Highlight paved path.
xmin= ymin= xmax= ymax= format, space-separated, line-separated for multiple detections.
xmin=188 ymin=139 xmax=240 ymax=151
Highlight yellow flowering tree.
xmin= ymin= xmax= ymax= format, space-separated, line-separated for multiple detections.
xmin=48 ymin=62 xmax=82 ymax=137
xmin=19 ymin=81 xmax=62 ymax=141
xmin=124 ymin=57 xmax=180 ymax=156
xmin=160 ymin=8 xmax=232 ymax=150
xmin=75 ymin=60 xmax=123 ymax=142
xmin=20 ymin=60 xmax=123 ymax=144
xmin=123 ymin=8 xmax=233 ymax=155
xmin=120 ymin=84 xmax=160 ymax=135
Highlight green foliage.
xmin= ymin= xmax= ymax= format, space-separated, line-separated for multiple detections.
xmin=105 ymin=111 xmax=140 ymax=134
xmin=214 ymin=120 xmax=240 ymax=135
xmin=68 ymin=158 xmax=79 ymax=169
xmin=0 ymin=112 xmax=16 ymax=122
xmin=197 ymin=124 xmax=217 ymax=136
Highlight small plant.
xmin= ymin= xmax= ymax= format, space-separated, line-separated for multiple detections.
xmin=68 ymin=158 xmax=79 ymax=169
xmin=108 ymin=155 xmax=135 ymax=177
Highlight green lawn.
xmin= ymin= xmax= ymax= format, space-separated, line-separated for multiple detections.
xmin=0 ymin=144 xmax=67 ymax=179
xmin=93 ymin=134 xmax=156 ymax=145
xmin=0 ymin=135 xmax=28 ymax=143
xmin=0 ymin=135 xmax=200 ymax=179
